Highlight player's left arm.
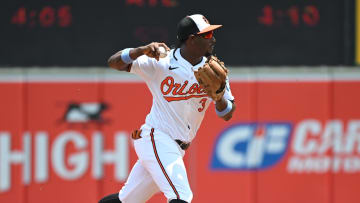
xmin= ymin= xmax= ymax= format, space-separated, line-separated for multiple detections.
xmin=215 ymin=98 xmax=236 ymax=121
xmin=214 ymin=77 xmax=236 ymax=121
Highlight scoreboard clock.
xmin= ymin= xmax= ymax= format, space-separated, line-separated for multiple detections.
xmin=0 ymin=0 xmax=353 ymax=66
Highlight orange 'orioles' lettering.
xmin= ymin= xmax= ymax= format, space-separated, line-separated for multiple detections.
xmin=160 ymin=76 xmax=207 ymax=102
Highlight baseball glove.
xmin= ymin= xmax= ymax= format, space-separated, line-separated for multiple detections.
xmin=131 ymin=129 xmax=142 ymax=140
xmin=194 ymin=56 xmax=228 ymax=102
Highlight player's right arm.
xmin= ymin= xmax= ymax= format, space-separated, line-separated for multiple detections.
xmin=108 ymin=42 xmax=169 ymax=71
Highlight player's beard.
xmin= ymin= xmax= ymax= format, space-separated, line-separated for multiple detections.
xmin=205 ymin=46 xmax=214 ymax=57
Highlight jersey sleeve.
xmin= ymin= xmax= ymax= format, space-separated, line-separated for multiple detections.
xmin=130 ymin=55 xmax=158 ymax=81
xmin=223 ymin=76 xmax=235 ymax=101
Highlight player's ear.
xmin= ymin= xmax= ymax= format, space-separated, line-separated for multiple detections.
xmin=187 ymin=34 xmax=196 ymax=45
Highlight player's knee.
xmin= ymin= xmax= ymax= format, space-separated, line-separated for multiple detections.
xmin=98 ymin=193 xmax=122 ymax=203
xmin=169 ymin=199 xmax=188 ymax=203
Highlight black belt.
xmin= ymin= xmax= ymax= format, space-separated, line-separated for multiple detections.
xmin=175 ymin=139 xmax=191 ymax=150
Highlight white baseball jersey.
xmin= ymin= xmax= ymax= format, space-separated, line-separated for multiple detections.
xmin=130 ymin=48 xmax=234 ymax=142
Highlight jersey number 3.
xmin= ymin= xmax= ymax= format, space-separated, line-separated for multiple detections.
xmin=198 ymin=98 xmax=207 ymax=112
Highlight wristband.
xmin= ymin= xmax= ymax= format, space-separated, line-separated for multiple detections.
xmin=215 ymin=99 xmax=233 ymax=117
xmin=121 ymin=48 xmax=134 ymax=64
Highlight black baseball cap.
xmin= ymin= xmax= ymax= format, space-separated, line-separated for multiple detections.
xmin=177 ymin=14 xmax=222 ymax=41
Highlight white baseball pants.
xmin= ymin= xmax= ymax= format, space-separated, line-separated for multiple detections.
xmin=118 ymin=125 xmax=193 ymax=203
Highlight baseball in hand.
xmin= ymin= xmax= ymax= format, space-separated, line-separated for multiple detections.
xmin=158 ymin=46 xmax=167 ymax=58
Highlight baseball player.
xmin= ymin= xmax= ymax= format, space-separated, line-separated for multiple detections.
xmin=99 ymin=14 xmax=236 ymax=203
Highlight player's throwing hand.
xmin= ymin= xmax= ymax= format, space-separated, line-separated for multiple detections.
xmin=141 ymin=42 xmax=170 ymax=61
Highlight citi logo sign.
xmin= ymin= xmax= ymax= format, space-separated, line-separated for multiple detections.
xmin=211 ymin=123 xmax=292 ymax=170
